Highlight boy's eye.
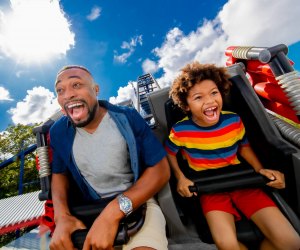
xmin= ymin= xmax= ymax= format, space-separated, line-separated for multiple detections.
xmin=212 ymin=90 xmax=219 ymax=95
xmin=195 ymin=96 xmax=202 ymax=100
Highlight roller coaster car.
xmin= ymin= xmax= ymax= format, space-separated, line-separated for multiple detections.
xmin=34 ymin=44 xmax=300 ymax=249
xmin=147 ymin=46 xmax=300 ymax=248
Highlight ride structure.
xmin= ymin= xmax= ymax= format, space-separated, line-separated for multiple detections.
xmin=225 ymin=44 xmax=300 ymax=123
xmin=225 ymin=44 xmax=300 ymax=147
xmin=135 ymin=73 xmax=161 ymax=126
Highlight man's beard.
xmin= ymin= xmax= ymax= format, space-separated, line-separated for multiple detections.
xmin=67 ymin=102 xmax=98 ymax=128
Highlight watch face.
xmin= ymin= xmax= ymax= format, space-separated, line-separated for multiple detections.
xmin=118 ymin=194 xmax=132 ymax=215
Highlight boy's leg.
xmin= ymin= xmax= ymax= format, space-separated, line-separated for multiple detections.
xmin=231 ymin=188 xmax=300 ymax=250
xmin=201 ymin=192 xmax=247 ymax=250
xmin=205 ymin=210 xmax=246 ymax=250
xmin=251 ymin=206 xmax=300 ymax=250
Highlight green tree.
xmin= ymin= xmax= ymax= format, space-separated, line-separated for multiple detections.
xmin=0 ymin=123 xmax=39 ymax=199
xmin=0 ymin=123 xmax=42 ymax=248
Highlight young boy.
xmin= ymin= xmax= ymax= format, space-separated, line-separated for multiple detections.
xmin=165 ymin=62 xmax=300 ymax=250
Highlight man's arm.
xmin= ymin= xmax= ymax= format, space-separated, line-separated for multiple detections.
xmin=124 ymin=156 xmax=170 ymax=206
xmin=49 ymin=173 xmax=86 ymax=250
xmin=82 ymin=157 xmax=170 ymax=250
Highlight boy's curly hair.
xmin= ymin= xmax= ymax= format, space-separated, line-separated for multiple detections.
xmin=170 ymin=61 xmax=232 ymax=113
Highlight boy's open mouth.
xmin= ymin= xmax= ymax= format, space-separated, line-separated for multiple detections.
xmin=203 ymin=106 xmax=218 ymax=121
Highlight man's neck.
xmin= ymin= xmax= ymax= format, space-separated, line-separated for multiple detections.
xmin=82 ymin=106 xmax=107 ymax=134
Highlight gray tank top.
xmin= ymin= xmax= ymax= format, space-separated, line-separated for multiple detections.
xmin=73 ymin=112 xmax=134 ymax=198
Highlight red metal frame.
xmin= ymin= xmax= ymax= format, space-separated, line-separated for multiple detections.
xmin=0 ymin=217 xmax=41 ymax=235
xmin=225 ymin=46 xmax=299 ymax=124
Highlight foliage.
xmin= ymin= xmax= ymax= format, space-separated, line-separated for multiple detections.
xmin=0 ymin=124 xmax=42 ymax=247
xmin=0 ymin=123 xmax=40 ymax=198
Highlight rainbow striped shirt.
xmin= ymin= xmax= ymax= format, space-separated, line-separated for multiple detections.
xmin=165 ymin=111 xmax=249 ymax=171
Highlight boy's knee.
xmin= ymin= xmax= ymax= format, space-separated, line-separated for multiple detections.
xmin=213 ymin=236 xmax=240 ymax=250
xmin=268 ymin=234 xmax=300 ymax=250
xmin=277 ymin=237 xmax=300 ymax=250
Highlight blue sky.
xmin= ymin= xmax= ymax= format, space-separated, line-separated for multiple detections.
xmin=0 ymin=0 xmax=299 ymax=132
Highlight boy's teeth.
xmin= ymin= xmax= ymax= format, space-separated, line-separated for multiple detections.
xmin=205 ymin=107 xmax=215 ymax=111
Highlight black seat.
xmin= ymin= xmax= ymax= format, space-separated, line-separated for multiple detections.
xmin=164 ymin=63 xmax=300 ymax=248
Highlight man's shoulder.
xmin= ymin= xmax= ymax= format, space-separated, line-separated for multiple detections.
xmin=99 ymin=100 xmax=136 ymax=115
xmin=49 ymin=115 xmax=71 ymax=137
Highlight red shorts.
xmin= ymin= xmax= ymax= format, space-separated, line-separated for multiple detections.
xmin=200 ymin=188 xmax=276 ymax=221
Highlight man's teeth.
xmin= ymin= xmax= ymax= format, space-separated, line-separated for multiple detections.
xmin=68 ymin=103 xmax=82 ymax=109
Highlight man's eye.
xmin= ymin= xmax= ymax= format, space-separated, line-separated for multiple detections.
xmin=56 ymin=88 xmax=63 ymax=94
xmin=73 ymin=83 xmax=81 ymax=88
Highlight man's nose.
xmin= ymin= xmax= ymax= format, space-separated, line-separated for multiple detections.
xmin=63 ymin=87 xmax=77 ymax=100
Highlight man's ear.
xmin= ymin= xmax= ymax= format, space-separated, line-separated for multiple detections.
xmin=94 ymin=84 xmax=100 ymax=95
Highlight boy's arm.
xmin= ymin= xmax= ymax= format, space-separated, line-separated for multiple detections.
xmin=167 ymin=154 xmax=196 ymax=197
xmin=167 ymin=154 xmax=186 ymax=180
xmin=238 ymin=145 xmax=263 ymax=172
xmin=238 ymin=145 xmax=285 ymax=189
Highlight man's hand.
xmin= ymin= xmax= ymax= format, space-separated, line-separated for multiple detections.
xmin=259 ymin=168 xmax=285 ymax=189
xmin=82 ymin=199 xmax=123 ymax=250
xmin=49 ymin=214 xmax=86 ymax=250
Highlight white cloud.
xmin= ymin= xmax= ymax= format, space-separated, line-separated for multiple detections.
xmin=114 ymin=35 xmax=143 ymax=64
xmin=0 ymin=86 xmax=13 ymax=101
xmin=219 ymin=0 xmax=300 ymax=46
xmin=153 ymin=0 xmax=300 ymax=87
xmin=153 ymin=22 xmax=222 ymax=87
xmin=112 ymin=0 xmax=300 ymax=105
xmin=142 ymin=59 xmax=159 ymax=74
xmin=87 ymin=6 xmax=101 ymax=21
xmin=8 ymin=86 xmax=60 ymax=125
xmin=0 ymin=0 xmax=75 ymax=64
xmin=109 ymin=82 xmax=137 ymax=107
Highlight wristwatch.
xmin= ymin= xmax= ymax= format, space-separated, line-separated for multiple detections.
xmin=117 ymin=193 xmax=133 ymax=216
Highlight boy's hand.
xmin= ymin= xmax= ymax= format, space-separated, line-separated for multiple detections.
xmin=259 ymin=169 xmax=285 ymax=189
xmin=177 ymin=176 xmax=196 ymax=197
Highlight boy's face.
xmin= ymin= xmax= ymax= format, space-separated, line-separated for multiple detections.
xmin=186 ymin=79 xmax=222 ymax=127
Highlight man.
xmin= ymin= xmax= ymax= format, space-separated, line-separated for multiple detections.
xmin=49 ymin=65 xmax=170 ymax=250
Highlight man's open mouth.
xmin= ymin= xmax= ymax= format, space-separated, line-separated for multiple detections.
xmin=64 ymin=101 xmax=86 ymax=121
